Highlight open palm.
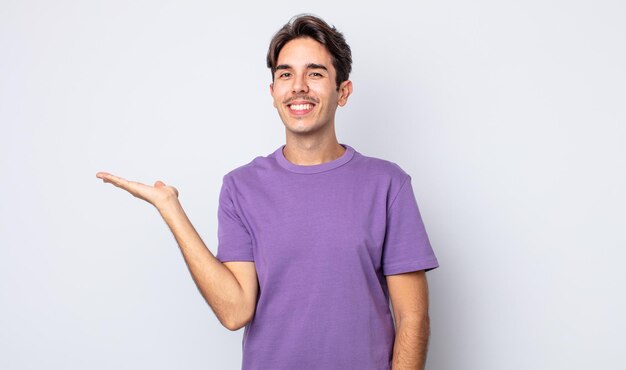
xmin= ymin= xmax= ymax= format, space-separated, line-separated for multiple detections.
xmin=96 ymin=171 xmax=179 ymax=208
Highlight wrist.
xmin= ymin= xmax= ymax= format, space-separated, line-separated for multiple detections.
xmin=155 ymin=197 xmax=183 ymax=217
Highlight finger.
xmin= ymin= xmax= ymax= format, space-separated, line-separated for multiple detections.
xmin=96 ymin=172 xmax=128 ymax=186
xmin=97 ymin=172 xmax=149 ymax=196
xmin=96 ymin=171 xmax=110 ymax=180
xmin=96 ymin=171 xmax=118 ymax=181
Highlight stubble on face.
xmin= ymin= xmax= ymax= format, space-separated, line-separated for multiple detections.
xmin=270 ymin=37 xmax=342 ymax=137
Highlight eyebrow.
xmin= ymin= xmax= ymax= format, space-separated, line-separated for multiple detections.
xmin=306 ymin=63 xmax=328 ymax=71
xmin=275 ymin=63 xmax=328 ymax=71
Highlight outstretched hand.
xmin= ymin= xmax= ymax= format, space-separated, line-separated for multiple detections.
xmin=96 ymin=171 xmax=179 ymax=209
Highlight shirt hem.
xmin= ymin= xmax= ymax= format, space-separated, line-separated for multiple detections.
xmin=383 ymin=258 xmax=439 ymax=275
xmin=216 ymin=254 xmax=255 ymax=263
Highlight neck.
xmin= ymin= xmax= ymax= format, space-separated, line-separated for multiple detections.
xmin=282 ymin=137 xmax=345 ymax=166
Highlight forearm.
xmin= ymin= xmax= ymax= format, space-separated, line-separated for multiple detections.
xmin=157 ymin=200 xmax=245 ymax=330
xmin=391 ymin=315 xmax=430 ymax=370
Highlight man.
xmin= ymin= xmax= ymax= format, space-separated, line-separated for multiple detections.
xmin=96 ymin=14 xmax=439 ymax=370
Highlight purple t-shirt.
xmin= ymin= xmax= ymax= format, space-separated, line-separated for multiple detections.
xmin=216 ymin=143 xmax=439 ymax=370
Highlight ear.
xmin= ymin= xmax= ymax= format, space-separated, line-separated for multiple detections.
xmin=270 ymin=83 xmax=277 ymax=108
xmin=337 ymin=80 xmax=353 ymax=107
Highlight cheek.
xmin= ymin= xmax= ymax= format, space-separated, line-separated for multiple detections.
xmin=271 ymin=92 xmax=282 ymax=109
xmin=271 ymin=86 xmax=287 ymax=108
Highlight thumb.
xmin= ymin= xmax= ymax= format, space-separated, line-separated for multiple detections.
xmin=154 ymin=180 xmax=179 ymax=197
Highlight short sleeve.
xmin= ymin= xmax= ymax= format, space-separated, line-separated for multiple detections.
xmin=215 ymin=176 xmax=255 ymax=262
xmin=382 ymin=175 xmax=439 ymax=275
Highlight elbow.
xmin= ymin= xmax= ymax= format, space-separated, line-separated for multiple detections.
xmin=216 ymin=289 xmax=257 ymax=331
xmin=223 ymin=310 xmax=254 ymax=332
xmin=224 ymin=317 xmax=251 ymax=332
xmin=220 ymin=315 xmax=242 ymax=331
xmin=224 ymin=317 xmax=242 ymax=331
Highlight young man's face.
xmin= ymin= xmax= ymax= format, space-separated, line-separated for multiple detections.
xmin=270 ymin=37 xmax=352 ymax=138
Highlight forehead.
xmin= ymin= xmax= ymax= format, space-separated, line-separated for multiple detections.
xmin=277 ymin=37 xmax=334 ymax=68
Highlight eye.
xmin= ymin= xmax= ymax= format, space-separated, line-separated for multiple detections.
xmin=310 ymin=72 xmax=323 ymax=77
xmin=278 ymin=72 xmax=291 ymax=78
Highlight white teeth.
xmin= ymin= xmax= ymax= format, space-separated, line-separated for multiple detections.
xmin=290 ymin=104 xmax=312 ymax=111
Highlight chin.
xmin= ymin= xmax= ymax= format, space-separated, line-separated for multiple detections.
xmin=290 ymin=124 xmax=324 ymax=135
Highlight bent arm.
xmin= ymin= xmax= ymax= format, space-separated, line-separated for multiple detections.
xmin=96 ymin=172 xmax=256 ymax=330
xmin=158 ymin=200 xmax=255 ymax=331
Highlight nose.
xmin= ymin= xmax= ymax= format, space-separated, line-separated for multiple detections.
xmin=292 ymin=73 xmax=309 ymax=93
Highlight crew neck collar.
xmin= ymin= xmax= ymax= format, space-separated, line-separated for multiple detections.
xmin=274 ymin=143 xmax=355 ymax=174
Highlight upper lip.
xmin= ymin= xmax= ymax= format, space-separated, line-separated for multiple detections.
xmin=285 ymin=97 xmax=318 ymax=105
xmin=288 ymin=101 xmax=315 ymax=106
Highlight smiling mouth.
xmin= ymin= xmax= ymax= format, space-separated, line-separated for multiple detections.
xmin=290 ymin=103 xmax=313 ymax=111
xmin=288 ymin=103 xmax=315 ymax=115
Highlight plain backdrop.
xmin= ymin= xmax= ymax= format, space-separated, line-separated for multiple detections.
xmin=1 ymin=0 xmax=625 ymax=369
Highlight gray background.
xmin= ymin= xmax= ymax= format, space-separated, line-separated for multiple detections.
xmin=1 ymin=0 xmax=625 ymax=369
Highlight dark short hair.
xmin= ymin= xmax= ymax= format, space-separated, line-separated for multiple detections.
xmin=267 ymin=14 xmax=352 ymax=90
